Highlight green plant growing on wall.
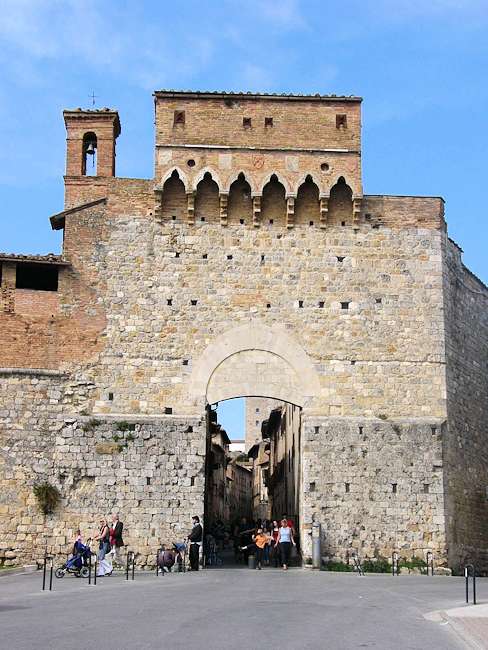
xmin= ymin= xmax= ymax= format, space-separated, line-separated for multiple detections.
xmin=82 ymin=418 xmax=102 ymax=432
xmin=33 ymin=482 xmax=61 ymax=515
xmin=125 ymin=433 xmax=135 ymax=442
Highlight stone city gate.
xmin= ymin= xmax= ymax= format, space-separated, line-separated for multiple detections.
xmin=1 ymin=90 xmax=487 ymax=571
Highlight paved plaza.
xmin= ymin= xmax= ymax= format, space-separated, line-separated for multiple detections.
xmin=1 ymin=567 xmax=487 ymax=649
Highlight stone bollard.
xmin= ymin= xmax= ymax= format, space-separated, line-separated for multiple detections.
xmin=248 ymin=554 xmax=255 ymax=569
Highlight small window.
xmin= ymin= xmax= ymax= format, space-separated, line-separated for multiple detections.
xmin=243 ymin=117 xmax=252 ymax=128
xmin=340 ymin=301 xmax=350 ymax=310
xmin=359 ymin=426 xmax=363 ymax=435
xmin=227 ymin=254 xmax=233 ymax=260
xmin=174 ymin=111 xmax=185 ymax=126
xmin=16 ymin=263 xmax=59 ymax=291
xmin=337 ymin=256 xmax=345 ymax=263
xmin=190 ymin=299 xmax=198 ymax=306
xmin=345 ymin=483 xmax=350 ymax=493
xmin=318 ymin=301 xmax=324 ymax=308
xmin=266 ymin=303 xmax=271 ymax=309
xmin=298 ymin=300 xmax=304 ymax=308
xmin=108 ymin=392 xmax=114 ymax=402
xmin=265 ymin=117 xmax=273 ymax=127
xmin=375 ymin=298 xmax=382 ymax=304
xmin=167 ymin=298 xmax=172 ymax=306
xmin=182 ymin=359 xmax=189 ymax=366
xmin=423 ymin=484 xmax=430 ymax=494
xmin=146 ymin=477 xmax=151 ymax=486
xmin=255 ymin=420 xmax=259 ymax=426
xmin=336 ymin=114 xmax=347 ymax=129
xmin=202 ymin=254 xmax=208 ymax=259
xmin=164 ymin=407 xmax=173 ymax=415
xmin=187 ymin=159 xmax=195 ymax=167
xmin=256 ymin=408 xmax=259 ymax=413
xmin=309 ymin=482 xmax=316 ymax=492
xmin=392 ymin=483 xmax=397 ymax=494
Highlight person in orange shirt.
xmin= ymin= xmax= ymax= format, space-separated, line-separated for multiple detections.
xmin=240 ymin=527 xmax=271 ymax=570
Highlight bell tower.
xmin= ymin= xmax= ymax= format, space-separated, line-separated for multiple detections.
xmin=63 ymin=108 xmax=121 ymax=178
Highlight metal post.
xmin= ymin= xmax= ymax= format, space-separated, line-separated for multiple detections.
xmin=465 ymin=564 xmax=477 ymax=605
xmin=42 ymin=555 xmax=47 ymax=591
xmin=312 ymin=521 xmax=321 ymax=569
xmin=126 ymin=550 xmax=130 ymax=581
xmin=88 ymin=552 xmax=92 ymax=585
xmin=94 ymin=557 xmax=97 ymax=585
xmin=426 ymin=552 xmax=433 ymax=576
xmin=156 ymin=550 xmax=159 ymax=577
xmin=49 ymin=557 xmax=53 ymax=591
xmin=392 ymin=552 xmax=399 ymax=576
xmin=131 ymin=552 xmax=135 ymax=580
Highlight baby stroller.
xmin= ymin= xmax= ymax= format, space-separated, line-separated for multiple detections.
xmin=173 ymin=542 xmax=186 ymax=572
xmin=55 ymin=540 xmax=93 ymax=578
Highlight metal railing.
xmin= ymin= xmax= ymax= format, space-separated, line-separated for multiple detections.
xmin=464 ymin=564 xmax=477 ymax=605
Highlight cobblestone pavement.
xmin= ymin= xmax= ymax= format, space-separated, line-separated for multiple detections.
xmin=0 ymin=569 xmax=486 ymax=649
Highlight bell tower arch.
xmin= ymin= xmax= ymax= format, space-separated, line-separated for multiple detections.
xmin=63 ymin=109 xmax=121 ymax=179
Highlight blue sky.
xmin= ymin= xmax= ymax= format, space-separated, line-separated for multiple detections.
xmin=1 ymin=1 xmax=487 ymax=437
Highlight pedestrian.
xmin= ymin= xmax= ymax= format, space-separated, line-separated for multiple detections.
xmin=94 ymin=517 xmax=113 ymax=577
xmin=94 ymin=518 xmax=111 ymax=561
xmin=158 ymin=544 xmax=175 ymax=573
xmin=277 ymin=518 xmax=296 ymax=570
xmin=187 ymin=515 xmax=203 ymax=571
xmin=110 ymin=513 xmax=124 ymax=568
xmin=252 ymin=527 xmax=270 ymax=570
xmin=270 ymin=519 xmax=280 ymax=568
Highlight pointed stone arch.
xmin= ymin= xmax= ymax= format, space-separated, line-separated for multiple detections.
xmin=261 ymin=174 xmax=287 ymax=225
xmin=328 ymin=176 xmax=353 ymax=225
xmin=160 ymin=169 xmax=187 ymax=221
xmin=295 ymin=175 xmax=320 ymax=225
xmin=259 ymin=172 xmax=291 ymax=196
xmin=189 ymin=322 xmax=320 ymax=407
xmin=195 ymin=171 xmax=220 ymax=223
xmin=157 ymin=166 xmax=189 ymax=192
xmin=224 ymin=170 xmax=258 ymax=196
xmin=192 ymin=167 xmax=222 ymax=193
xmin=228 ymin=173 xmax=253 ymax=224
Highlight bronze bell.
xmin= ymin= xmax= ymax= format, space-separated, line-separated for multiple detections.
xmin=85 ymin=142 xmax=96 ymax=156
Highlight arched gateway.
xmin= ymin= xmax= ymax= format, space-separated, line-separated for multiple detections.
xmin=190 ymin=323 xmax=320 ymax=407
xmin=190 ymin=324 xmax=320 ymax=561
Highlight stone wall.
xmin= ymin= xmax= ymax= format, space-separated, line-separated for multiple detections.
xmin=301 ymin=417 xmax=448 ymax=564
xmin=0 ymin=369 xmax=205 ymax=566
xmin=442 ymin=238 xmax=488 ymax=570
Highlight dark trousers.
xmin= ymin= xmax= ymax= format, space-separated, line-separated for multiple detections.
xmin=255 ymin=546 xmax=264 ymax=565
xmin=270 ymin=543 xmax=280 ymax=567
xmin=189 ymin=543 xmax=199 ymax=571
xmin=280 ymin=541 xmax=292 ymax=566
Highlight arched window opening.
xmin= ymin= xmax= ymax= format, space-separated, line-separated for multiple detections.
xmin=261 ymin=174 xmax=286 ymax=225
xmin=328 ymin=176 xmax=353 ymax=225
xmin=82 ymin=132 xmax=97 ymax=176
xmin=195 ymin=172 xmax=219 ymax=223
xmin=161 ymin=170 xmax=186 ymax=221
xmin=295 ymin=175 xmax=320 ymax=224
xmin=228 ymin=173 xmax=252 ymax=224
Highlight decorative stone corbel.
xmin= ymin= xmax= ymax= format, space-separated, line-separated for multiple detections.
xmin=252 ymin=196 xmax=261 ymax=227
xmin=187 ymin=192 xmax=195 ymax=225
xmin=219 ymin=194 xmax=228 ymax=226
xmin=286 ymin=196 xmax=295 ymax=229
xmin=353 ymin=197 xmax=362 ymax=228
xmin=153 ymin=191 xmax=163 ymax=224
xmin=320 ymin=197 xmax=329 ymax=229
